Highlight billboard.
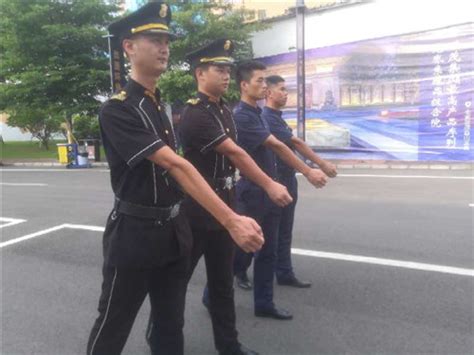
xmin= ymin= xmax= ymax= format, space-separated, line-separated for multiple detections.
xmin=260 ymin=22 xmax=473 ymax=161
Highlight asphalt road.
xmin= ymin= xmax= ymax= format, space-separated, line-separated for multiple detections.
xmin=1 ymin=167 xmax=473 ymax=354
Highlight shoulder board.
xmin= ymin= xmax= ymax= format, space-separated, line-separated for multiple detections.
xmin=110 ymin=91 xmax=127 ymax=101
xmin=186 ymin=98 xmax=200 ymax=105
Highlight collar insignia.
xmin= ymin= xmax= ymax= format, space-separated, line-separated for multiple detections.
xmin=111 ymin=91 xmax=127 ymax=101
xmin=187 ymin=98 xmax=201 ymax=105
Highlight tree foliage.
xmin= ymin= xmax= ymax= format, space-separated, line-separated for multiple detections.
xmin=158 ymin=1 xmax=268 ymax=106
xmin=0 ymin=0 xmax=117 ymax=148
xmin=72 ymin=114 xmax=101 ymax=140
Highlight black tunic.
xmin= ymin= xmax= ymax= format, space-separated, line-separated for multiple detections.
xmin=178 ymin=92 xmax=237 ymax=230
xmin=99 ymin=79 xmax=190 ymax=269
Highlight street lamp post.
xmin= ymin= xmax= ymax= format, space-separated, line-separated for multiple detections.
xmin=296 ymin=0 xmax=306 ymax=141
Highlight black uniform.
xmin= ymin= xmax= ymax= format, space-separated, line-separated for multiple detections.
xmin=86 ymin=78 xmax=192 ymax=355
xmin=181 ymin=92 xmax=241 ymax=353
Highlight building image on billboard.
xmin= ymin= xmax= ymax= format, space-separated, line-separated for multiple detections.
xmin=259 ymin=22 xmax=473 ymax=162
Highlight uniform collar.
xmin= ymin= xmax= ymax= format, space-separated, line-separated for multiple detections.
xmin=197 ymin=91 xmax=225 ymax=106
xmin=126 ymin=78 xmax=161 ymax=102
xmin=263 ymin=106 xmax=282 ymax=117
xmin=238 ymin=100 xmax=262 ymax=114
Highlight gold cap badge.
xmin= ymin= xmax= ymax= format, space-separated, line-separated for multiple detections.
xmin=159 ymin=4 xmax=168 ymax=18
xmin=224 ymin=40 xmax=231 ymax=51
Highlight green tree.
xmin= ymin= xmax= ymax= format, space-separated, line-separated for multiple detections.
xmin=158 ymin=1 xmax=268 ymax=106
xmin=72 ymin=114 xmax=101 ymax=140
xmin=0 ymin=0 xmax=118 ymax=149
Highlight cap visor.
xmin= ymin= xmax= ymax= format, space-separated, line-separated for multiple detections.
xmin=143 ymin=29 xmax=178 ymax=41
xmin=211 ymin=61 xmax=235 ymax=67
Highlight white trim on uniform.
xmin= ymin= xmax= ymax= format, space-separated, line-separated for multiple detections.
xmin=89 ymin=268 xmax=118 ymax=355
xmin=206 ymin=104 xmax=226 ymax=132
xmin=213 ymin=153 xmax=218 ymax=179
xmin=139 ymin=98 xmax=158 ymax=135
xmin=152 ymin=164 xmax=158 ymax=204
xmin=127 ymin=140 xmax=162 ymax=166
xmin=132 ymin=106 xmax=149 ymax=129
xmin=138 ymin=98 xmax=162 ymax=202
xmin=200 ymin=133 xmax=227 ymax=153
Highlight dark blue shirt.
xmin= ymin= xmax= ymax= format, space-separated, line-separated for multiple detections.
xmin=234 ymin=101 xmax=279 ymax=215
xmin=234 ymin=101 xmax=277 ymax=182
xmin=262 ymin=106 xmax=296 ymax=177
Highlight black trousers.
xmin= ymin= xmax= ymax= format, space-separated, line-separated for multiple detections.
xmin=192 ymin=227 xmax=239 ymax=352
xmin=147 ymin=227 xmax=239 ymax=353
xmin=87 ymin=258 xmax=188 ymax=355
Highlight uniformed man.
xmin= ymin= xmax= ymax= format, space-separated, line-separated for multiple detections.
xmin=86 ymin=4 xmax=264 ymax=355
xmin=233 ymin=61 xmax=328 ymax=320
xmin=264 ymin=75 xmax=337 ymax=288
xmin=146 ymin=39 xmax=292 ymax=355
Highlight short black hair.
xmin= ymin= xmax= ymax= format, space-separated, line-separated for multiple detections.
xmin=265 ymin=75 xmax=285 ymax=87
xmin=191 ymin=63 xmax=212 ymax=81
xmin=236 ymin=61 xmax=267 ymax=89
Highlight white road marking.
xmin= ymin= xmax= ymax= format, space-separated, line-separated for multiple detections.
xmin=0 ymin=224 xmax=67 ymax=248
xmin=2 ymin=169 xmax=471 ymax=179
xmin=2 ymin=222 xmax=472 ymax=278
xmin=0 ymin=217 xmax=27 ymax=229
xmin=0 ymin=169 xmax=109 ymax=173
xmin=338 ymin=174 xmax=474 ymax=180
xmin=469 ymin=204 xmax=474 ymax=207
xmin=63 ymin=223 xmax=105 ymax=232
xmin=0 ymin=183 xmax=47 ymax=186
xmin=295 ymin=173 xmax=473 ymax=180
xmin=292 ymin=248 xmax=474 ymax=277
xmin=0 ymin=223 xmax=105 ymax=248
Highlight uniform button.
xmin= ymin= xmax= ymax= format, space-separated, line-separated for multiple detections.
xmin=165 ymin=130 xmax=169 ymax=134
xmin=229 ymin=166 xmax=232 ymax=170
xmin=226 ymin=128 xmax=230 ymax=133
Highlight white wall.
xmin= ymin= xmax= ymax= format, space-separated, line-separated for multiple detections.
xmin=0 ymin=122 xmax=33 ymax=141
xmin=252 ymin=0 xmax=473 ymax=57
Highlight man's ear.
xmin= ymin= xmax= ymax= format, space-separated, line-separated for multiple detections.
xmin=240 ymin=80 xmax=247 ymax=93
xmin=265 ymin=87 xmax=271 ymax=99
xmin=122 ymin=38 xmax=134 ymax=58
xmin=195 ymin=67 xmax=203 ymax=80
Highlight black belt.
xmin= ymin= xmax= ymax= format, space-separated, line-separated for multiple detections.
xmin=215 ymin=175 xmax=236 ymax=191
xmin=113 ymin=197 xmax=181 ymax=223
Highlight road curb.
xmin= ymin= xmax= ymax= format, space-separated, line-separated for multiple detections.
xmin=4 ymin=162 xmax=109 ymax=168
xmin=2 ymin=161 xmax=473 ymax=170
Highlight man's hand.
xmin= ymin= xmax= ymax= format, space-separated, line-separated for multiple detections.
xmin=304 ymin=168 xmax=328 ymax=188
xmin=265 ymin=181 xmax=293 ymax=207
xmin=223 ymin=214 xmax=264 ymax=253
xmin=320 ymin=161 xmax=337 ymax=178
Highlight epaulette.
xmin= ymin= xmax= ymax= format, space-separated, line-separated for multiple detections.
xmin=110 ymin=91 xmax=127 ymax=101
xmin=186 ymin=98 xmax=200 ymax=105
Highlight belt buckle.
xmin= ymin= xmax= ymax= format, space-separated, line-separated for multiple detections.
xmin=224 ymin=176 xmax=233 ymax=190
xmin=170 ymin=203 xmax=180 ymax=219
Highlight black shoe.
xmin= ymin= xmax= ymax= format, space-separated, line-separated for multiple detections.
xmin=219 ymin=344 xmax=259 ymax=355
xmin=255 ymin=307 xmax=293 ymax=320
xmin=235 ymin=273 xmax=252 ymax=290
xmin=277 ymin=276 xmax=312 ymax=288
